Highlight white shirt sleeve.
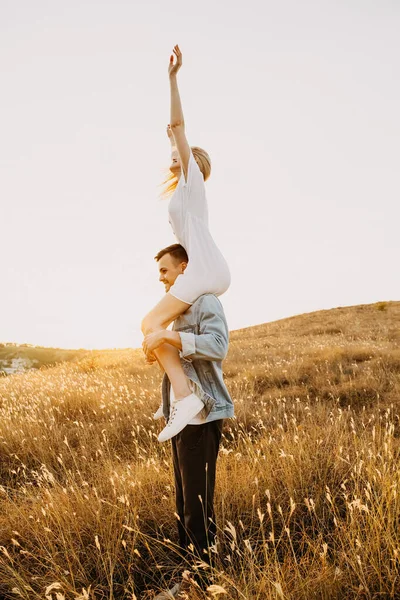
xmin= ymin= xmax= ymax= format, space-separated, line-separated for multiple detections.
xmin=181 ymin=149 xmax=208 ymax=221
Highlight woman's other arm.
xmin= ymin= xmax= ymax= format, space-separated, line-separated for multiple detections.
xmin=167 ymin=124 xmax=175 ymax=147
xmin=169 ymin=45 xmax=190 ymax=181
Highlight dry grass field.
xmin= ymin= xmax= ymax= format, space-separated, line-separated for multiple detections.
xmin=0 ymin=301 xmax=399 ymax=600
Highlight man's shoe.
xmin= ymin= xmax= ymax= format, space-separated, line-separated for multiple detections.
xmin=153 ymin=404 xmax=164 ymax=420
xmin=174 ymin=576 xmax=192 ymax=599
xmin=157 ymin=393 xmax=204 ymax=443
xmin=153 ymin=582 xmax=180 ymax=599
xmin=153 ymin=572 xmax=192 ymax=599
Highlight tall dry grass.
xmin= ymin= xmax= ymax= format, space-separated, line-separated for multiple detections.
xmin=0 ymin=301 xmax=398 ymax=599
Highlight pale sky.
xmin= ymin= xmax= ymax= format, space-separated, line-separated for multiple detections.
xmin=1 ymin=0 xmax=399 ymax=350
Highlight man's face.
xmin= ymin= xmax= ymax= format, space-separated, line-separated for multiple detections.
xmin=158 ymin=253 xmax=187 ymax=293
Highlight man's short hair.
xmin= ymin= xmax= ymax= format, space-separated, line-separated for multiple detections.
xmin=154 ymin=243 xmax=188 ymax=264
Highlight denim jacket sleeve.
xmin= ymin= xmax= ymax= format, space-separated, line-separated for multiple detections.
xmin=178 ymin=296 xmax=229 ymax=362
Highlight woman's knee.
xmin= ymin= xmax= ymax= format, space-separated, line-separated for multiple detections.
xmin=140 ymin=316 xmax=150 ymax=335
xmin=141 ymin=316 xmax=164 ymax=336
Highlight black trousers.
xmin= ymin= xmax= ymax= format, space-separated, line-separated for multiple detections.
xmin=171 ymin=419 xmax=224 ymax=581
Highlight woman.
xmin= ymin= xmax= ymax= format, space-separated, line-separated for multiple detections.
xmin=141 ymin=45 xmax=231 ymax=443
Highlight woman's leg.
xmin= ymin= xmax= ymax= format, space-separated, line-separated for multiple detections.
xmin=141 ymin=292 xmax=193 ymax=401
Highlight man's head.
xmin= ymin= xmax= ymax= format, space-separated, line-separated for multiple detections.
xmin=154 ymin=243 xmax=189 ymax=293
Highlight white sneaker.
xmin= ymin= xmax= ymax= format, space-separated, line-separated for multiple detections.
xmin=157 ymin=393 xmax=204 ymax=443
xmin=153 ymin=404 xmax=164 ymax=420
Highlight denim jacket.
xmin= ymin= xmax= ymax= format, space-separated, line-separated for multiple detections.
xmin=161 ymin=293 xmax=235 ymax=423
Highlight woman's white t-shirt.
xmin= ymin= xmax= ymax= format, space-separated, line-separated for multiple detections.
xmin=167 ymin=149 xmax=231 ymax=304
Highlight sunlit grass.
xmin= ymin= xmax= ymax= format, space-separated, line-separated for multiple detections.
xmin=0 ymin=301 xmax=398 ymax=599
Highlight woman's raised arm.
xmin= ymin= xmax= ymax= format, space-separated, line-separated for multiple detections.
xmin=168 ymin=45 xmax=190 ymax=181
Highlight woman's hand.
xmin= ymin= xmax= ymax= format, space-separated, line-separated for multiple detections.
xmin=167 ymin=124 xmax=174 ymax=143
xmin=168 ymin=44 xmax=182 ymax=78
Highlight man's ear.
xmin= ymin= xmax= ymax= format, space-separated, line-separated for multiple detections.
xmin=181 ymin=261 xmax=188 ymax=272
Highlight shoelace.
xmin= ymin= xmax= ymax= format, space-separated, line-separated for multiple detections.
xmin=167 ymin=404 xmax=178 ymax=426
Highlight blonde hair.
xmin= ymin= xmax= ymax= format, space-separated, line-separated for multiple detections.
xmin=159 ymin=146 xmax=211 ymax=200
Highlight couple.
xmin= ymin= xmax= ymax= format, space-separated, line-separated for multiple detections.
xmin=140 ymin=46 xmax=234 ymax=597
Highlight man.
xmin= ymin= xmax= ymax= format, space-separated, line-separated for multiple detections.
xmin=142 ymin=243 xmax=234 ymax=599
